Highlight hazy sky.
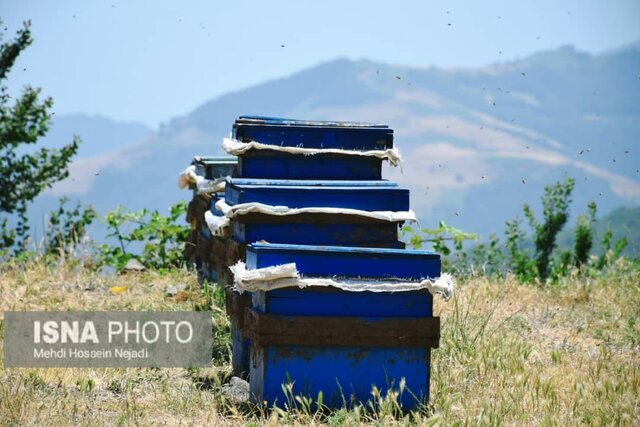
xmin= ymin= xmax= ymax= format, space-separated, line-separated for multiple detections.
xmin=2 ymin=0 xmax=639 ymax=128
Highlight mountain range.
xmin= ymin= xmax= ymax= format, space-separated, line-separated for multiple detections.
xmin=28 ymin=43 xmax=640 ymax=248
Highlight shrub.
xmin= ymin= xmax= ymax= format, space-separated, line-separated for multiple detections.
xmin=99 ymin=202 xmax=189 ymax=271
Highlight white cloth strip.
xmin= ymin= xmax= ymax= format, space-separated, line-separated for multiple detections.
xmin=223 ymin=138 xmax=402 ymax=167
xmin=210 ymin=199 xmax=415 ymax=237
xmin=214 ymin=199 xmax=416 ymax=222
xmin=204 ymin=211 xmax=230 ymax=237
xmin=178 ymin=165 xmax=199 ymax=189
xmin=178 ymin=165 xmax=227 ymax=195
xmin=229 ymin=261 xmax=454 ymax=301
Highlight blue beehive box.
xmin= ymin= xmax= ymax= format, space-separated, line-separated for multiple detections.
xmin=233 ymin=116 xmax=393 ymax=150
xmin=186 ymin=156 xmax=237 ymax=283
xmin=225 ymin=179 xmax=409 ymax=211
xmin=232 ymin=116 xmax=393 ymax=180
xmin=221 ymin=179 xmax=409 ymax=248
xmin=220 ymin=178 xmax=411 ymax=377
xmin=231 ymin=220 xmax=404 ymax=248
xmin=236 ymin=151 xmax=383 ymax=181
xmin=203 ymin=115 xmax=445 ymax=405
xmin=191 ymin=156 xmax=237 ymax=180
xmin=244 ymin=243 xmax=441 ymax=409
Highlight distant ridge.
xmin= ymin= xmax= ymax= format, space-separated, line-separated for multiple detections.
xmin=31 ymin=43 xmax=639 ymax=244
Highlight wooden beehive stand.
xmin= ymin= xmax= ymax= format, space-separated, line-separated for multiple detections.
xmin=184 ymin=116 xmax=443 ymax=410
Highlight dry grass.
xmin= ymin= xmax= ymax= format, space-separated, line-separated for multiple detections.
xmin=0 ymin=258 xmax=638 ymax=426
xmin=430 ymin=261 xmax=640 ymax=426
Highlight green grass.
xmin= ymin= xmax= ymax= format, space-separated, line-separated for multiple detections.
xmin=1 ymin=258 xmax=638 ymax=425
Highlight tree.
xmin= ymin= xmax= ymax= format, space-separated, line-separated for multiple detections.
xmin=0 ymin=21 xmax=80 ymax=250
xmin=523 ymin=176 xmax=575 ymax=281
xmin=574 ymin=201 xmax=596 ymax=267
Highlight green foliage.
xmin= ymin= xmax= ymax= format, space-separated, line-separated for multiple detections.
xmin=469 ymin=233 xmax=504 ymax=276
xmin=556 ymin=205 xmax=639 ymax=257
xmin=596 ymin=230 xmax=628 ymax=270
xmin=99 ymin=202 xmax=189 ymax=271
xmin=511 ymin=178 xmax=637 ymax=282
xmin=552 ymin=249 xmax=574 ymax=279
xmin=0 ymin=21 xmax=80 ymax=250
xmin=399 ymin=177 xmax=633 ymax=283
xmin=504 ymin=216 xmax=536 ymax=281
xmin=497 ymin=177 xmax=633 ymax=282
xmin=574 ymin=201 xmax=597 ymax=267
xmin=523 ymin=176 xmax=575 ymax=281
xmin=403 ymin=222 xmax=478 ymax=254
xmin=402 ymin=222 xmax=478 ymax=272
xmin=44 ymin=197 xmax=97 ymax=255
xmin=400 ymin=176 xmax=634 ymax=282
xmin=0 ymin=217 xmax=16 ymax=257
xmin=460 ymin=178 xmax=631 ymax=282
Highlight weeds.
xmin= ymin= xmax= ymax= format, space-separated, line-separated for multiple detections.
xmin=99 ymin=201 xmax=190 ymax=271
xmin=1 ymin=261 xmax=638 ymax=425
xmin=43 ymin=197 xmax=98 ymax=257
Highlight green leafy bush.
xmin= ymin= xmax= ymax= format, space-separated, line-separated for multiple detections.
xmin=596 ymin=230 xmax=628 ymax=270
xmin=469 ymin=233 xmax=504 ymax=276
xmin=44 ymin=197 xmax=97 ymax=256
xmin=523 ymin=177 xmax=575 ymax=281
xmin=402 ymin=222 xmax=478 ymax=271
xmin=504 ymin=216 xmax=536 ymax=281
xmin=99 ymin=202 xmax=189 ymax=271
xmin=574 ymin=201 xmax=597 ymax=267
xmin=420 ymin=176 xmax=632 ymax=282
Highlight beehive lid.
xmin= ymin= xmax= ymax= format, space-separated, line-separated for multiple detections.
xmin=235 ymin=115 xmax=388 ymax=128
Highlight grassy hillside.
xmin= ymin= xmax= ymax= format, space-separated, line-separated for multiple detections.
xmin=1 ymin=262 xmax=638 ymax=425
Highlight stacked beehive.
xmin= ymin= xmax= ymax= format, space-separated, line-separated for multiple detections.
xmin=185 ymin=116 xmax=447 ymax=410
xmin=183 ymin=156 xmax=236 ymax=283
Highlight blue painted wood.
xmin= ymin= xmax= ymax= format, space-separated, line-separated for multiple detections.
xmin=253 ymin=288 xmax=432 ymax=317
xmin=236 ymin=116 xmax=389 ymax=128
xmin=237 ymin=151 xmax=382 ymax=180
xmin=233 ymin=116 xmax=393 ymax=150
xmin=230 ymin=178 xmax=398 ymax=187
xmin=249 ymin=289 xmax=435 ymax=409
xmin=251 ymin=345 xmax=430 ymax=409
xmin=246 ymin=243 xmax=439 ymax=408
xmin=232 ymin=221 xmax=402 ymax=247
xmin=246 ymin=243 xmax=441 ymax=280
xmin=231 ymin=324 xmax=250 ymax=378
xmin=225 ymin=179 xmax=409 ymax=212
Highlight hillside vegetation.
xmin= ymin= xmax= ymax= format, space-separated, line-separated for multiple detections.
xmin=1 ymin=260 xmax=638 ymax=425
